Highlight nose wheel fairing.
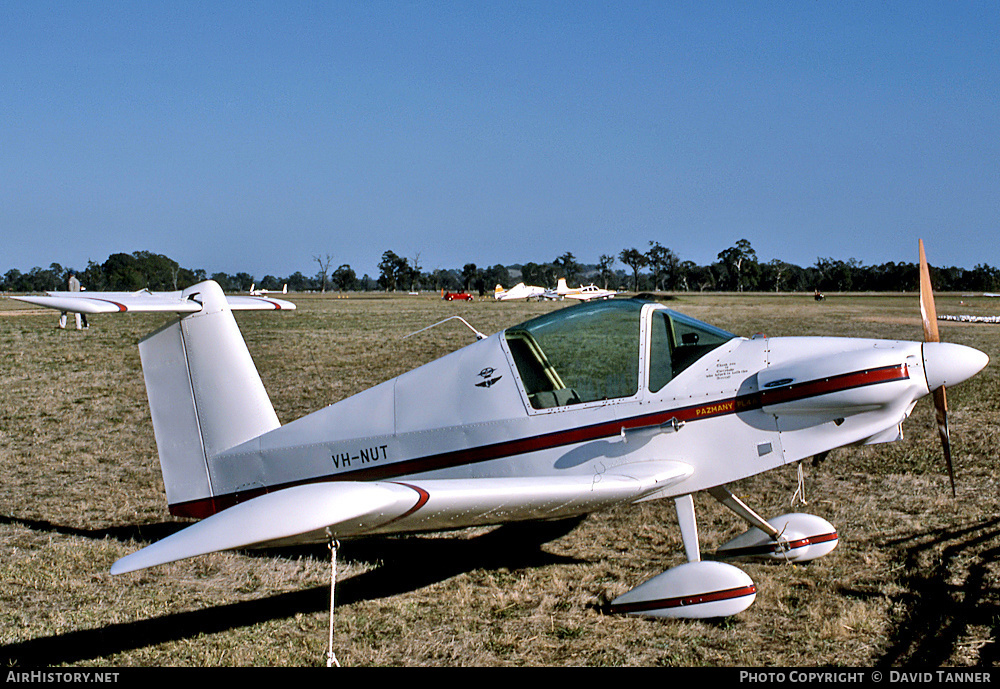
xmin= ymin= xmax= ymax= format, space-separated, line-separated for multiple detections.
xmin=609 ymin=494 xmax=758 ymax=618
xmin=610 ymin=483 xmax=838 ymax=619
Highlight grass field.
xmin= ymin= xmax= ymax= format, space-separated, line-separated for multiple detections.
xmin=1 ymin=291 xmax=997 ymax=667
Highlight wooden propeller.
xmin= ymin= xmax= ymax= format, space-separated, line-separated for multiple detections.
xmin=918 ymin=239 xmax=956 ymax=496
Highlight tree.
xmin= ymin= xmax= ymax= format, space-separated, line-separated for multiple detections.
xmin=233 ymin=272 xmax=255 ymax=292
xmin=2 ymin=268 xmax=23 ymax=291
xmin=676 ymin=260 xmax=697 ymax=291
xmin=409 ymin=251 xmax=423 ymax=291
xmin=646 ymin=241 xmax=678 ymax=291
xmin=102 ymin=253 xmax=145 ymax=290
xmin=689 ymin=263 xmax=718 ymax=292
xmin=482 ymin=264 xmax=511 ymax=291
xmin=597 ymin=254 xmax=616 ymax=289
xmin=813 ymin=257 xmax=860 ymax=292
xmin=430 ymin=267 xmax=461 ymax=291
xmin=553 ymin=252 xmax=582 ymax=284
xmin=131 ymin=251 xmax=180 ymax=290
xmin=286 ymin=271 xmax=310 ymax=291
xmin=314 ymin=254 xmax=334 ymax=293
xmin=762 ymin=259 xmax=790 ymax=292
xmin=210 ymin=272 xmax=235 ymax=291
xmin=259 ymin=274 xmax=282 ymax=291
xmin=378 ymin=250 xmax=411 ymax=291
xmin=968 ymin=263 xmax=1000 ymax=292
xmin=332 ymin=264 xmax=357 ymax=291
xmin=521 ymin=262 xmax=555 ymax=288
xmin=49 ymin=262 xmax=66 ymax=287
xmin=717 ymin=239 xmax=759 ymax=292
xmin=619 ymin=248 xmax=648 ymax=292
xmin=378 ymin=250 xmax=400 ymax=291
xmin=461 ymin=263 xmax=480 ymax=292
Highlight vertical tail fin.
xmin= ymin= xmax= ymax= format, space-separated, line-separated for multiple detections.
xmin=138 ymin=281 xmax=280 ymax=509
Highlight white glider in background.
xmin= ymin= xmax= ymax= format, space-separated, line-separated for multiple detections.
xmin=249 ymin=283 xmax=288 ymax=296
xmin=16 ymin=287 xmax=295 ymax=313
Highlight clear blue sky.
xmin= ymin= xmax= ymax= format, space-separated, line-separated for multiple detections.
xmin=3 ymin=1 xmax=998 ymax=280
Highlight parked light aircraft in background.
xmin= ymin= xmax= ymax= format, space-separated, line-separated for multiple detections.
xmin=545 ymin=277 xmax=617 ymax=301
xmin=939 ymin=314 xmax=1000 ymax=323
xmin=249 ymin=283 xmax=287 ymax=296
xmin=494 ymin=282 xmax=547 ymax=301
xmin=13 ymin=241 xmax=987 ymax=625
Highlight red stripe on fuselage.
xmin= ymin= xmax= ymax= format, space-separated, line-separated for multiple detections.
xmin=169 ymin=364 xmax=909 ymax=518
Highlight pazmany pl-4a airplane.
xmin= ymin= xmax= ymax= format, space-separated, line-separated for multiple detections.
xmin=13 ymin=241 xmax=987 ymax=626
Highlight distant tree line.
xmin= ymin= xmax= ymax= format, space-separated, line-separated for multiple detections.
xmin=4 ymin=240 xmax=1000 ymax=295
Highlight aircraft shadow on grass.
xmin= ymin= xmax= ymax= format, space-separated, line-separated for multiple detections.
xmin=0 ymin=515 xmax=586 ymax=666
xmin=4 ymin=517 xmax=998 ymax=666
xmin=1 ymin=514 xmax=189 ymax=545
xmin=841 ymin=516 xmax=1000 ymax=668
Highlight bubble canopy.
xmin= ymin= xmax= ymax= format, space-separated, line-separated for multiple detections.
xmin=504 ymin=299 xmax=737 ymax=409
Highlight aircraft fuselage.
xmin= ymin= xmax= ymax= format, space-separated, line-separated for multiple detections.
xmin=179 ymin=300 xmax=974 ymax=537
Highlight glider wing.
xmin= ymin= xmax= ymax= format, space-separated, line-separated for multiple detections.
xmin=14 ymin=290 xmax=295 ymax=313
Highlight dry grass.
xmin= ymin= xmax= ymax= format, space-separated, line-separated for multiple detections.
xmin=1 ymin=291 xmax=998 ymax=667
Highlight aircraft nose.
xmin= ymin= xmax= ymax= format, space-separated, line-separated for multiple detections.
xmin=922 ymin=342 xmax=990 ymax=392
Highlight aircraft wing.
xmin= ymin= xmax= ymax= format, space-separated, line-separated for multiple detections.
xmin=111 ymin=460 xmax=691 ymax=574
xmin=13 ymin=290 xmax=295 ymax=313
xmin=389 ymin=459 xmax=692 ymax=533
xmin=223 ymin=295 xmax=296 ymax=310
xmin=111 ymin=481 xmax=415 ymax=574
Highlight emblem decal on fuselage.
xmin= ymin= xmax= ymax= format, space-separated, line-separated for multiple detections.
xmin=476 ymin=366 xmax=503 ymax=388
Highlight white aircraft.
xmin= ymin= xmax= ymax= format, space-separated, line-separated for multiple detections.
xmin=249 ymin=283 xmax=288 ymax=296
xmin=939 ymin=314 xmax=1000 ymax=323
xmin=16 ymin=286 xmax=295 ymax=313
xmin=545 ymin=277 xmax=617 ymax=301
xmin=12 ymin=241 xmax=988 ymax=623
xmin=494 ymin=282 xmax=546 ymax=301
